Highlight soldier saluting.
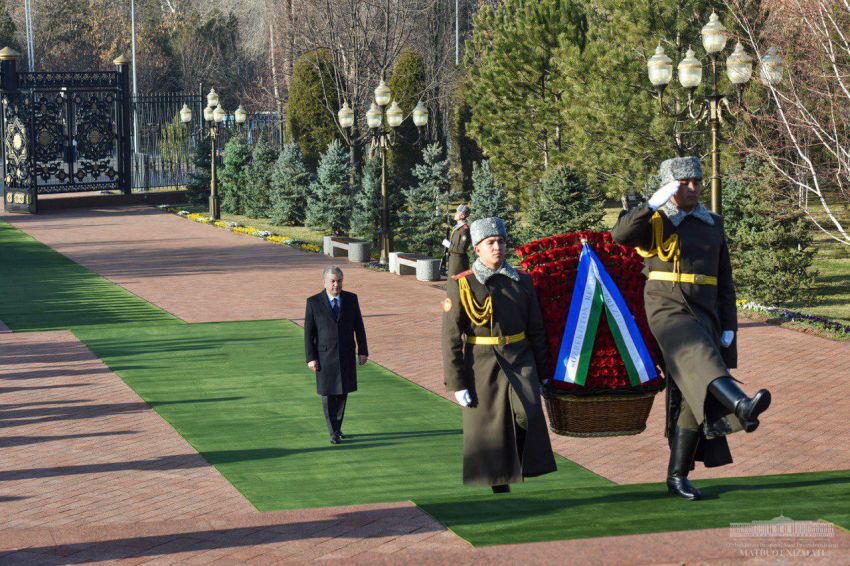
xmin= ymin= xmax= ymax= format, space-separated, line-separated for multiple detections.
xmin=442 ymin=217 xmax=556 ymax=493
xmin=612 ymin=156 xmax=771 ymax=501
xmin=442 ymin=204 xmax=472 ymax=276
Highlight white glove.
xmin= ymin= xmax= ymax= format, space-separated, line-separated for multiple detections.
xmin=454 ymin=389 xmax=472 ymax=407
xmin=721 ymin=330 xmax=735 ymax=348
xmin=442 ymin=238 xmax=452 ymax=248
xmin=648 ymin=180 xmax=681 ymax=210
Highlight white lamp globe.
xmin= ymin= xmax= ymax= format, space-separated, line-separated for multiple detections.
xmin=678 ymin=48 xmax=703 ymax=88
xmin=338 ymin=102 xmax=355 ymax=128
xmin=366 ymin=102 xmax=382 ymax=129
xmin=726 ymin=42 xmax=753 ymax=85
xmin=385 ymin=100 xmax=403 ymax=128
xmin=412 ymin=100 xmax=429 ymax=127
xmin=701 ymin=12 xmax=728 ymax=54
xmin=374 ymin=80 xmax=392 ymax=106
xmin=647 ymin=45 xmax=673 ymax=86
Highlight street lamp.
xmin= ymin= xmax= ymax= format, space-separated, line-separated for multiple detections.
xmin=182 ymin=88 xmax=247 ymax=220
xmin=647 ymin=12 xmax=783 ymax=214
xmin=338 ymin=84 xmax=429 ymax=264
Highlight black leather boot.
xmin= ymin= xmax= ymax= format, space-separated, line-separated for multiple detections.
xmin=708 ymin=377 xmax=771 ymax=433
xmin=666 ymin=427 xmax=701 ymax=500
xmin=491 ymin=484 xmax=511 ymax=494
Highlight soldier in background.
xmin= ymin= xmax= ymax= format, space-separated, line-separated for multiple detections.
xmin=442 ymin=204 xmax=472 ymax=276
xmin=442 ymin=217 xmax=556 ymax=493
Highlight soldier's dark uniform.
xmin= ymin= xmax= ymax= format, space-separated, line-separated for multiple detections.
xmin=442 ymin=218 xmax=556 ymax=488
xmin=612 ymin=156 xmax=770 ymax=500
xmin=446 ymin=221 xmax=471 ymax=276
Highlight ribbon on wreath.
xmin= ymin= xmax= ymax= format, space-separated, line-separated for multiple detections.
xmin=553 ymin=241 xmax=657 ymax=387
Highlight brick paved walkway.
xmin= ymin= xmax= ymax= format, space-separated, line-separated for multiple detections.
xmin=3 ymin=206 xmax=850 ymax=563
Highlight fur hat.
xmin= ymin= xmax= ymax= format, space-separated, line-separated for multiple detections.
xmin=470 ymin=217 xmax=507 ymax=246
xmin=659 ymin=156 xmax=703 ymax=186
xmin=456 ymin=204 xmax=471 ymax=217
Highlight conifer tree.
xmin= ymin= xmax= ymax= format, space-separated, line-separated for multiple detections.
xmin=350 ymin=157 xmax=382 ymax=245
xmin=243 ymin=141 xmax=278 ymax=219
xmin=399 ymin=143 xmax=452 ymax=256
xmin=306 ymin=140 xmax=352 ymax=233
xmin=186 ymin=137 xmax=211 ymax=205
xmin=270 ymin=143 xmax=312 ymax=225
xmin=470 ymin=160 xmax=517 ymax=246
xmin=218 ymin=134 xmax=252 ymax=215
xmin=287 ymin=49 xmax=339 ymax=167
xmin=464 ymin=0 xmax=587 ymax=198
xmin=723 ymin=159 xmax=816 ymax=304
xmin=388 ymin=50 xmax=427 ymax=191
xmin=524 ymin=166 xmax=604 ymax=240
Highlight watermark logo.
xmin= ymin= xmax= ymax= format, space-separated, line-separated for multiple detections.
xmin=727 ymin=515 xmax=839 ymax=559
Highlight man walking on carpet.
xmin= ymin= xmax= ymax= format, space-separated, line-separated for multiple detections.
xmin=304 ymin=266 xmax=368 ymax=444
xmin=442 ymin=217 xmax=556 ymax=493
xmin=612 ymin=156 xmax=772 ymax=500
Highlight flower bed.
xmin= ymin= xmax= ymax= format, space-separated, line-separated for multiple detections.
xmin=516 ymin=231 xmax=663 ymax=394
xmin=738 ymin=299 xmax=850 ymax=339
xmin=160 ymin=206 xmax=322 ymax=254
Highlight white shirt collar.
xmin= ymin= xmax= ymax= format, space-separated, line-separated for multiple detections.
xmin=326 ymin=291 xmax=341 ymax=305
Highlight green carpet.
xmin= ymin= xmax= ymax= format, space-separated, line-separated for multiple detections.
xmin=415 ymin=470 xmax=850 ymax=546
xmin=0 ymin=220 xmax=181 ymax=331
xmin=74 ymin=320 xmax=610 ymax=511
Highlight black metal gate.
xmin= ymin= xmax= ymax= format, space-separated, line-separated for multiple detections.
xmin=1 ymin=52 xmax=131 ymax=213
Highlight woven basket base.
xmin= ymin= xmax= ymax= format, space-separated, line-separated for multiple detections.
xmin=545 ymin=391 xmax=657 ymax=438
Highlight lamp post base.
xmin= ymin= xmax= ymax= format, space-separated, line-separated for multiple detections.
xmin=209 ymin=196 xmax=220 ymax=221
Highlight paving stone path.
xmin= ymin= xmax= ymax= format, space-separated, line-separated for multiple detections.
xmin=2 ymin=205 xmax=849 ymax=563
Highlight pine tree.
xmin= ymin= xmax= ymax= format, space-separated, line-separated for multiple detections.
xmin=388 ymin=50 xmax=427 ymax=191
xmin=270 ymin=143 xmax=312 ymax=225
xmin=464 ymin=0 xmax=588 ymax=199
xmin=554 ymin=0 xmax=722 ymax=197
xmin=723 ymin=159 xmax=816 ymax=304
xmin=243 ymin=141 xmax=278 ymax=219
xmin=399 ymin=143 xmax=452 ymax=256
xmin=286 ymin=49 xmax=339 ymax=167
xmin=306 ymin=140 xmax=353 ymax=233
xmin=186 ymin=137 xmax=211 ymax=205
xmin=524 ymin=166 xmax=604 ymax=241
xmin=470 ymin=160 xmax=518 ymax=246
xmin=350 ymin=157 xmax=382 ymax=245
xmin=218 ymin=134 xmax=252 ymax=215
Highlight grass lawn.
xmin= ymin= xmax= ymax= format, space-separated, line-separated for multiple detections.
xmin=73 ymin=319 xmax=609 ymax=511
xmin=0 ymin=220 xmax=182 ymax=332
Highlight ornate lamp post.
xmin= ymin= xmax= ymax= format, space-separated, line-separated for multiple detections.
xmin=181 ymin=88 xmax=246 ymax=220
xmin=647 ymin=13 xmax=783 ymax=214
xmin=338 ymin=80 xmax=429 ymax=264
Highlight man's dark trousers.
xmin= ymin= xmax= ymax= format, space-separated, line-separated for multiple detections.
xmin=323 ymin=394 xmax=347 ymax=436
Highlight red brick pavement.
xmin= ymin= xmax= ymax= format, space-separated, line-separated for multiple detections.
xmin=0 ymin=330 xmax=466 ymax=562
xmin=6 ymin=206 xmax=849 ymax=485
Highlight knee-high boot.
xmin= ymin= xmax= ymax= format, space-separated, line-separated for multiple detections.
xmin=708 ymin=377 xmax=771 ymax=433
xmin=666 ymin=427 xmax=701 ymax=500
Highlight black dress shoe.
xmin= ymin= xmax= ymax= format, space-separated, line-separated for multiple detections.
xmin=330 ymin=434 xmax=340 ymax=445
xmin=337 ymin=431 xmax=345 ymax=439
xmin=491 ymin=484 xmax=511 ymax=494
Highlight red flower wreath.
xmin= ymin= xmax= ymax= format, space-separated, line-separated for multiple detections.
xmin=517 ymin=231 xmax=663 ymax=392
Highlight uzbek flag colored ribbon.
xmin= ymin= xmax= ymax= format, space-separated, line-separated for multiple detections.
xmin=553 ymin=242 xmax=657 ymax=387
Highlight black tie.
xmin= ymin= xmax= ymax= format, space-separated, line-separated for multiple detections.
xmin=331 ymin=298 xmax=340 ymax=321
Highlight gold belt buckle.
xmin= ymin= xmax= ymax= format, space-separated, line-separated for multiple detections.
xmin=693 ymin=274 xmax=706 ymax=284
xmin=498 ymin=335 xmax=507 ymax=346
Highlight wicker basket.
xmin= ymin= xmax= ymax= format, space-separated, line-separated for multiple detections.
xmin=544 ymin=390 xmax=658 ymax=437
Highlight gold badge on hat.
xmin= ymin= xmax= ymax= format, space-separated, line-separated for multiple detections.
xmin=442 ymin=298 xmax=452 ymax=312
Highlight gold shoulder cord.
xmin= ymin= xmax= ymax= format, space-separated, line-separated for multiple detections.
xmin=458 ymin=276 xmax=493 ymax=327
xmin=635 ymin=211 xmax=681 ymax=282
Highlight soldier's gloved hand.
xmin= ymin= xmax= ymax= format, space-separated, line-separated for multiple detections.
xmin=454 ymin=389 xmax=473 ymax=407
xmin=442 ymin=238 xmax=452 ymax=248
xmin=648 ymin=180 xmax=681 ymax=210
xmin=721 ymin=330 xmax=735 ymax=348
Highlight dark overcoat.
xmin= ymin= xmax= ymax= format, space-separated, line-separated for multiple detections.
xmin=442 ymin=269 xmax=557 ymax=486
xmin=304 ymin=290 xmax=368 ymax=396
xmin=611 ymin=203 xmax=737 ymax=427
xmin=447 ymin=222 xmax=471 ymax=276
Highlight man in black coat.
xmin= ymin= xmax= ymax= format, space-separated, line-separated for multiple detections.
xmin=305 ymin=266 xmax=368 ymax=444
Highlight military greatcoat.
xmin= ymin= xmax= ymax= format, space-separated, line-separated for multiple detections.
xmin=442 ymin=266 xmax=557 ymax=486
xmin=446 ymin=222 xmax=471 ymax=276
xmin=611 ymin=203 xmax=737 ymax=428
